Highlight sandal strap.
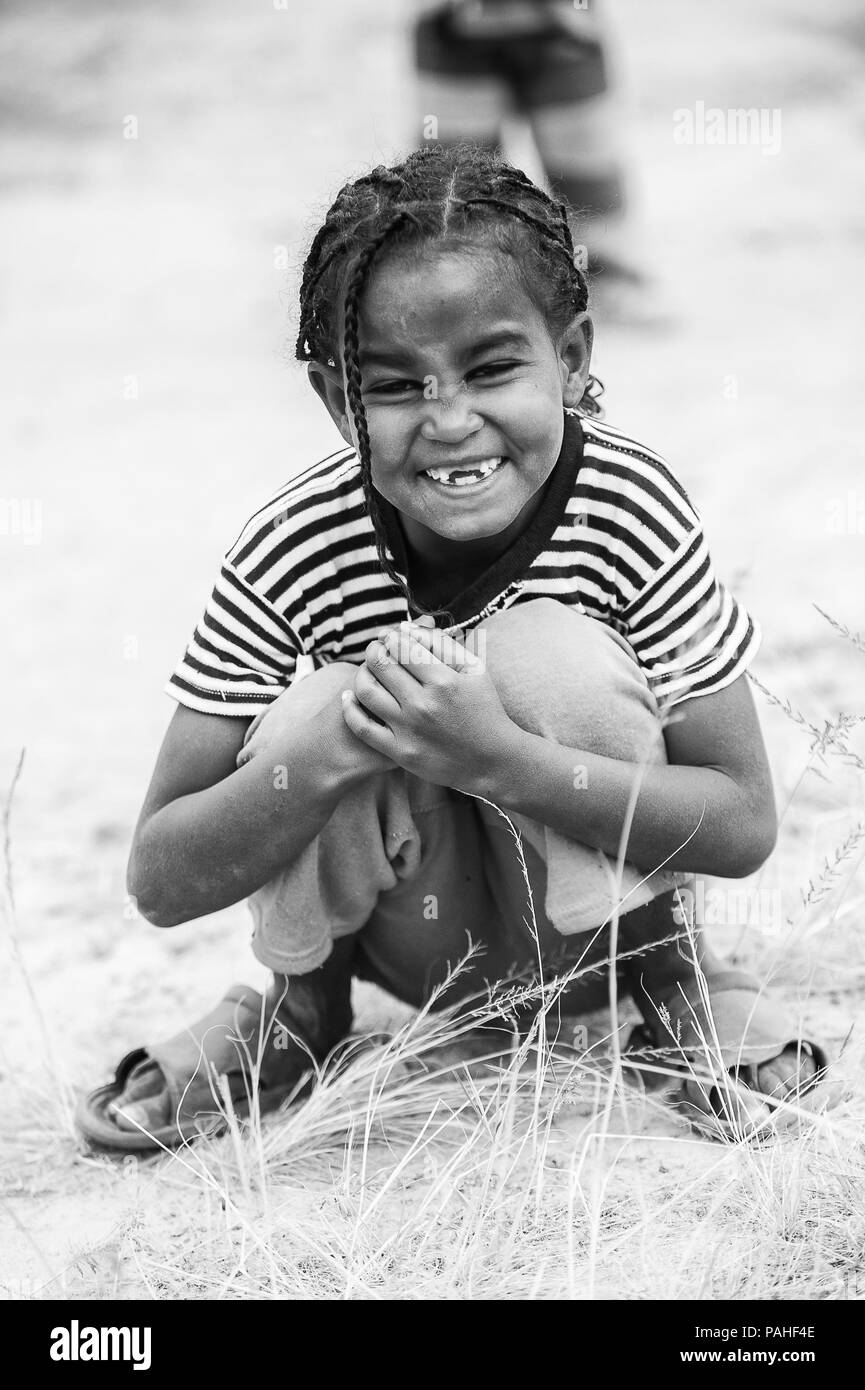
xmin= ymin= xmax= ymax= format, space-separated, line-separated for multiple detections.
xmin=144 ymin=984 xmax=266 ymax=1113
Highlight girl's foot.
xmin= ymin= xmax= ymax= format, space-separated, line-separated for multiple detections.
xmin=626 ymin=963 xmax=827 ymax=1139
xmin=76 ymin=948 xmax=354 ymax=1153
xmin=620 ymin=892 xmax=828 ymax=1138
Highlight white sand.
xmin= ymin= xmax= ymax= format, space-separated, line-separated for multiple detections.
xmin=1 ymin=0 xmax=863 ymax=1298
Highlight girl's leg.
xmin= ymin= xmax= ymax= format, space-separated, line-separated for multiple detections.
xmin=477 ymin=597 xmax=684 ymax=936
xmin=449 ymin=599 xmax=821 ymax=1108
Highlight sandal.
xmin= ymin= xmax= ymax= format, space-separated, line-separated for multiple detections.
xmin=624 ymin=968 xmax=829 ymax=1140
xmin=76 ymin=983 xmax=334 ymax=1154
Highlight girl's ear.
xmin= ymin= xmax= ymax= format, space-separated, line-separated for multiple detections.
xmin=307 ymin=362 xmax=353 ymax=446
xmin=558 ymin=314 xmax=594 ymax=409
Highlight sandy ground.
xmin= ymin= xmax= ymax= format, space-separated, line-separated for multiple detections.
xmin=1 ymin=0 xmax=864 ymax=1297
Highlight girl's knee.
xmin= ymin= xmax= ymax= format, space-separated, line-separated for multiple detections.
xmin=238 ymin=660 xmax=359 ymax=766
xmin=480 ymin=600 xmax=665 ymax=761
xmin=482 ymin=599 xmax=630 ymax=680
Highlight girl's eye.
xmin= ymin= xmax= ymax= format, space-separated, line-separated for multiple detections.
xmin=366 ymin=379 xmax=419 ymax=398
xmin=469 ymin=360 xmax=521 ymax=381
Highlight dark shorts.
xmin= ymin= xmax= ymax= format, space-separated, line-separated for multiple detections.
xmin=415 ymin=3 xmax=609 ymax=110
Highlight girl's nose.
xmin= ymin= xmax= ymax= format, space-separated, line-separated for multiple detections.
xmin=419 ymin=389 xmax=484 ymax=444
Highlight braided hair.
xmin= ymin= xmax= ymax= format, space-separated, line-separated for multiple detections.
xmin=295 ymin=144 xmax=603 ymax=610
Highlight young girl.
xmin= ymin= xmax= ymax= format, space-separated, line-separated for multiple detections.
xmin=78 ymin=146 xmax=825 ymax=1152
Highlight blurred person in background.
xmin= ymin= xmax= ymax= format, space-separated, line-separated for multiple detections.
xmin=413 ymin=0 xmax=649 ymax=310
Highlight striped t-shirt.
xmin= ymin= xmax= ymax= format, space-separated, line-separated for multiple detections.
xmin=166 ymin=411 xmax=760 ymax=717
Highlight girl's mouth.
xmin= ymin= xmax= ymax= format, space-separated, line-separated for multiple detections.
xmin=420 ymin=457 xmax=508 ymax=490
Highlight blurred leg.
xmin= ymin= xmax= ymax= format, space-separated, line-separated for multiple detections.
xmin=413 ymin=4 xmax=510 ymax=149
xmin=512 ymin=7 xmax=629 ymax=268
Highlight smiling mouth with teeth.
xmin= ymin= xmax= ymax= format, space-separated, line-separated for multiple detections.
xmin=422 ymin=457 xmax=506 ymax=488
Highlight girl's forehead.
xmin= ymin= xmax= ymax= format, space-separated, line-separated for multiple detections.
xmin=359 ymin=245 xmax=546 ymax=352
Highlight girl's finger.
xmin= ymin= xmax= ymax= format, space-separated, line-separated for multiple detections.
xmin=395 ymin=624 xmax=472 ymax=673
xmin=382 ymin=630 xmax=450 ymax=685
xmin=341 ymin=689 xmax=395 ymax=756
xmin=364 ymin=638 xmax=426 ymax=699
xmin=386 ymin=631 xmax=461 ymax=683
xmin=399 ymin=622 xmax=435 ymax=651
xmin=353 ymin=663 xmax=402 ymax=724
xmin=374 ymin=614 xmax=432 ymax=649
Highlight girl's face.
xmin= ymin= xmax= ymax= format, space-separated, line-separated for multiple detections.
xmin=313 ymin=244 xmax=592 ymax=556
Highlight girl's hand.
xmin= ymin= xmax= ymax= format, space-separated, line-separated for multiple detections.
xmin=341 ymin=621 xmax=516 ymax=793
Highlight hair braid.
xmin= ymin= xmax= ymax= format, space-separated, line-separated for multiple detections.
xmin=296 ymin=235 xmax=355 ymax=360
xmin=295 ymin=208 xmax=355 ymax=359
xmin=341 ymin=210 xmax=419 ymax=609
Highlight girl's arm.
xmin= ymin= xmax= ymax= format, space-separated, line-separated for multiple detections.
xmin=478 ymin=675 xmax=778 ymax=878
xmin=128 ymin=692 xmax=385 ymax=928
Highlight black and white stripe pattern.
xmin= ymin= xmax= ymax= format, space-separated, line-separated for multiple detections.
xmin=166 ymin=422 xmax=760 ymax=716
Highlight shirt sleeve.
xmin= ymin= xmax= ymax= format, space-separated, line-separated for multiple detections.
xmin=620 ymin=525 xmax=762 ymax=710
xmin=165 ymin=558 xmax=304 ymax=717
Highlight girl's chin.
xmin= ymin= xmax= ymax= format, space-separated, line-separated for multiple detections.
xmin=420 ymin=486 xmax=526 ymax=540
xmin=427 ymin=505 xmax=520 ymax=541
